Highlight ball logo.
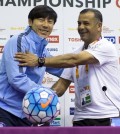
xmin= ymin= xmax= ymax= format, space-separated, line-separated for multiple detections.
xmin=41 ymin=95 xmax=53 ymax=108
xmin=116 ymin=0 xmax=120 ymax=8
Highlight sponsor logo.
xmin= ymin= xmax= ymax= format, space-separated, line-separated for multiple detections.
xmin=42 ymin=76 xmax=55 ymax=84
xmin=69 ymin=85 xmax=75 ymax=93
xmin=71 ymin=98 xmax=75 ymax=102
xmin=47 ymin=48 xmax=58 ymax=52
xmin=104 ymin=36 xmax=116 ymax=44
xmin=47 ymin=36 xmax=59 ymax=43
xmin=102 ymin=26 xmax=114 ymax=33
xmin=50 ymin=118 xmax=61 ymax=126
xmin=116 ymin=0 xmax=120 ymax=8
xmin=68 ymin=38 xmax=82 ymax=42
xmin=70 ymin=107 xmax=75 ymax=115
xmin=10 ymin=27 xmax=25 ymax=31
xmin=0 ymin=37 xmax=7 ymax=40
xmin=0 ymin=28 xmax=6 ymax=32
xmin=68 ymin=28 xmax=77 ymax=31
xmin=0 ymin=46 xmax=4 ymax=53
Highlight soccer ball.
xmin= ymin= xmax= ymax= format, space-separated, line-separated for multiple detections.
xmin=22 ymin=87 xmax=60 ymax=124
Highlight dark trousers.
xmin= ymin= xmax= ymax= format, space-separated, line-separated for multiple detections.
xmin=73 ymin=118 xmax=111 ymax=126
xmin=0 ymin=108 xmax=50 ymax=127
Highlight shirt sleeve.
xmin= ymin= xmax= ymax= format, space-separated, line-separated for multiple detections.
xmin=3 ymin=36 xmax=41 ymax=94
xmin=85 ymin=40 xmax=118 ymax=65
xmin=60 ymin=68 xmax=73 ymax=82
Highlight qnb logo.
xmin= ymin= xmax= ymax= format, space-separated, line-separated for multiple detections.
xmin=0 ymin=46 xmax=4 ymax=53
xmin=47 ymin=36 xmax=59 ymax=43
xmin=116 ymin=0 xmax=120 ymax=8
xmin=104 ymin=36 xmax=116 ymax=44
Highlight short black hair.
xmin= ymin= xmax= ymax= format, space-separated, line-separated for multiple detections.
xmin=28 ymin=5 xmax=57 ymax=24
xmin=80 ymin=8 xmax=103 ymax=23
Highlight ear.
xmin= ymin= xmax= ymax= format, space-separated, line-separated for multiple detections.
xmin=98 ymin=22 xmax=102 ymax=32
xmin=28 ymin=19 xmax=32 ymax=26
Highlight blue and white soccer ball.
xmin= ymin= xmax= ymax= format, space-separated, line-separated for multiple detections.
xmin=22 ymin=87 xmax=60 ymax=124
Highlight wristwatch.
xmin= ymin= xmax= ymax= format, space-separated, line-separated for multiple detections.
xmin=38 ymin=57 xmax=45 ymax=67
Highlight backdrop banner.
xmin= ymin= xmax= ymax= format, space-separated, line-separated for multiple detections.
xmin=0 ymin=0 xmax=120 ymax=126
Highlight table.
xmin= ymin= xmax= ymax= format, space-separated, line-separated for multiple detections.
xmin=0 ymin=127 xmax=120 ymax=134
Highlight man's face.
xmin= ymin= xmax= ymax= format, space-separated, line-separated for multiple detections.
xmin=77 ymin=11 xmax=102 ymax=44
xmin=29 ymin=17 xmax=54 ymax=38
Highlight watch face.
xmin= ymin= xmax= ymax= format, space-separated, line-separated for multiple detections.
xmin=38 ymin=57 xmax=45 ymax=67
xmin=39 ymin=58 xmax=44 ymax=63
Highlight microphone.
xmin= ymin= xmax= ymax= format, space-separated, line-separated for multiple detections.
xmin=102 ymin=86 xmax=120 ymax=117
xmin=102 ymin=86 xmax=107 ymax=91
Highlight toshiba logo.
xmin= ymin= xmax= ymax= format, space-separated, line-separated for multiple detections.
xmin=47 ymin=36 xmax=59 ymax=43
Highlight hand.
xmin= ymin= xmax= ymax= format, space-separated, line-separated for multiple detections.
xmin=14 ymin=52 xmax=38 ymax=67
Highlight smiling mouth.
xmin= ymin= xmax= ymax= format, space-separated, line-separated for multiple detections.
xmin=80 ymin=33 xmax=86 ymax=37
xmin=39 ymin=29 xmax=49 ymax=33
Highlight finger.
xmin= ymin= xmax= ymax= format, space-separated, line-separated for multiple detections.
xmin=14 ymin=53 xmax=27 ymax=58
xmin=14 ymin=55 xmax=22 ymax=58
xmin=18 ymin=63 xmax=28 ymax=66
xmin=15 ymin=52 xmax=24 ymax=55
xmin=14 ymin=58 xmax=26 ymax=62
xmin=14 ymin=54 xmax=23 ymax=58
xmin=15 ymin=52 xmax=27 ymax=56
xmin=14 ymin=58 xmax=21 ymax=61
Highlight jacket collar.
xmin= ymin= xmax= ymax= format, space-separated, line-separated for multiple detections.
xmin=25 ymin=26 xmax=48 ymax=45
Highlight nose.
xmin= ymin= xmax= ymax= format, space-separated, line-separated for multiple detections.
xmin=42 ymin=19 xmax=49 ymax=27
